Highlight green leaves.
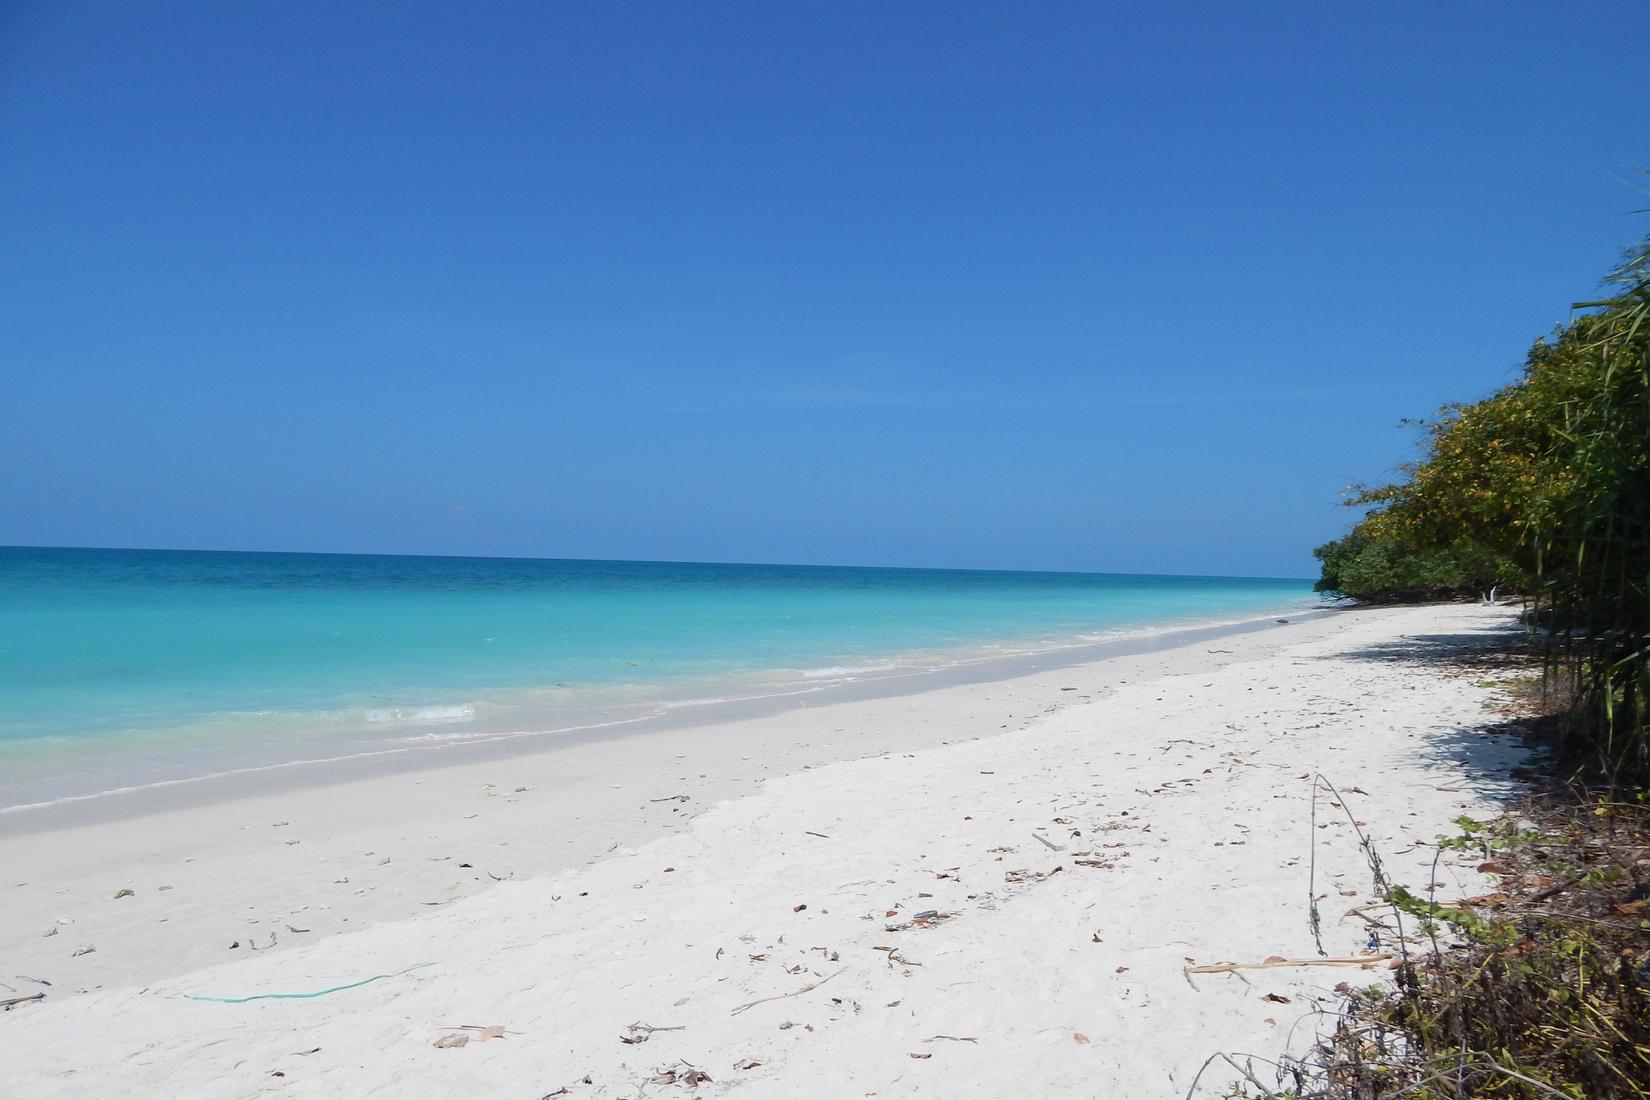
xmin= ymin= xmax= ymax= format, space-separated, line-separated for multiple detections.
xmin=1315 ymin=223 xmax=1650 ymax=784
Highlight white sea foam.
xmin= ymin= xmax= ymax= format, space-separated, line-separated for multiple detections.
xmin=362 ymin=704 xmax=476 ymax=724
xmin=799 ymin=662 xmax=903 ymax=680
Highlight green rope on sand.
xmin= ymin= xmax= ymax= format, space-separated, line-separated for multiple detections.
xmin=181 ymin=961 xmax=435 ymax=1003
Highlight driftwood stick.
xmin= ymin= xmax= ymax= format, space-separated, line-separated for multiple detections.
xmin=729 ymin=967 xmax=847 ymax=1015
xmin=1185 ymin=954 xmax=1392 ymax=975
xmin=1529 ymin=877 xmax=1581 ymax=904
xmin=1 ymin=992 xmax=46 ymax=1010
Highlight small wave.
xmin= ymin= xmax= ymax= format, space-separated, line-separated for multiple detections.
xmin=362 ymin=704 xmax=476 ymax=724
xmin=799 ymin=662 xmax=903 ymax=680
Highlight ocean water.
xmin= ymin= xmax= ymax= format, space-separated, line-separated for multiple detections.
xmin=0 ymin=547 xmax=1317 ymax=810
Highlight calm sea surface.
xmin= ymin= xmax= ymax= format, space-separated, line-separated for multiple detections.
xmin=0 ymin=547 xmax=1317 ymax=809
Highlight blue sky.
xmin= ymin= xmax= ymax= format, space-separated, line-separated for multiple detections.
xmin=3 ymin=2 xmax=1647 ymax=578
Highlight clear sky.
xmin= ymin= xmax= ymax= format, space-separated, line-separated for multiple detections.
xmin=3 ymin=2 xmax=1647 ymax=578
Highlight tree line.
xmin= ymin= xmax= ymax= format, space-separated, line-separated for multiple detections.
xmin=1314 ymin=220 xmax=1649 ymax=782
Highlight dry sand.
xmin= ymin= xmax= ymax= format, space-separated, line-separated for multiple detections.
xmin=0 ymin=603 xmax=1528 ymax=1097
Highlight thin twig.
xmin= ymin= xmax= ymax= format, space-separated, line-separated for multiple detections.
xmin=729 ymin=967 xmax=848 ymax=1016
xmin=1185 ymin=955 xmax=1392 ymax=975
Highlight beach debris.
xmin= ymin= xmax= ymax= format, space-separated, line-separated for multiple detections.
xmin=924 ymin=1034 xmax=978 ymax=1043
xmin=884 ymin=910 xmax=952 ymax=932
xmin=793 ymin=903 xmax=807 ymax=912
xmin=1 ymin=993 xmax=46 ymax=1011
xmin=291 ymin=1047 xmax=321 ymax=1056
xmin=1003 ymin=866 xmax=1062 ymax=884
xmin=1073 ymin=1032 xmax=1090 ymax=1045
xmin=908 ymin=1052 xmax=932 ymax=1060
xmin=650 ymin=1065 xmax=712 ymax=1086
xmin=41 ymin=927 xmax=57 ymax=938
xmin=804 ymin=831 xmax=830 ymax=839
xmin=285 ymin=924 xmax=311 ymax=933
xmin=730 ymin=967 xmax=848 ymax=1015
xmin=1184 ymin=954 xmax=1393 ymax=974
xmin=1032 ymin=833 xmax=1063 ymax=852
xmin=71 ymin=945 xmax=95 ymax=957
xmin=620 ymin=1022 xmax=685 ymax=1044
xmin=182 ymin=961 xmax=435 ymax=1003
xmin=1262 ymin=993 xmax=1292 ymax=1004
xmin=113 ymin=888 xmax=134 ymax=899
xmin=649 ymin=794 xmax=690 ymax=803
xmin=433 ymin=1024 xmax=509 ymax=1048
xmin=735 ymin=1058 xmax=762 ymax=1070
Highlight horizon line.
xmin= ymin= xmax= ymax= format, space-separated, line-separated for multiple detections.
xmin=0 ymin=543 xmax=1315 ymax=586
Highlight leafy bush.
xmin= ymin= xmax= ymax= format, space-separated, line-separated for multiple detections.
xmin=1317 ymin=222 xmax=1649 ymax=781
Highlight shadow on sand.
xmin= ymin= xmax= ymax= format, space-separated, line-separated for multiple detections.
xmin=1343 ymin=618 xmax=1549 ymax=807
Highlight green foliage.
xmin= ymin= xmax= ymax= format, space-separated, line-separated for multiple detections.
xmin=1312 ymin=529 xmax=1518 ymax=600
xmin=1316 ymin=217 xmax=1650 ymax=782
xmin=1239 ymin=801 xmax=1650 ymax=1100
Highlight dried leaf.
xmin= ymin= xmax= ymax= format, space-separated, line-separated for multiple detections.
xmin=1073 ymin=1031 xmax=1090 ymax=1044
xmin=1262 ymin=993 xmax=1292 ymax=1004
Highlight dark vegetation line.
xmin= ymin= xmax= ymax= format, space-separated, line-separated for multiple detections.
xmin=1315 ymin=209 xmax=1648 ymax=786
xmin=1249 ymin=206 xmax=1650 ymax=1098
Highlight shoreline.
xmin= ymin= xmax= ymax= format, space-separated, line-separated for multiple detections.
xmin=0 ymin=604 xmax=1328 ymax=829
xmin=0 ymin=602 xmax=1528 ymax=1096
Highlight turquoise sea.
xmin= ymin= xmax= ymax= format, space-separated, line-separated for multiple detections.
xmin=0 ymin=547 xmax=1317 ymax=810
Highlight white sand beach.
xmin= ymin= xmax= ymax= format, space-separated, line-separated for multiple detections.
xmin=0 ymin=603 xmax=1529 ymax=1098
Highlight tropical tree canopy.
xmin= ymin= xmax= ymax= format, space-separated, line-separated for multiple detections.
xmin=1315 ymin=223 xmax=1650 ymax=781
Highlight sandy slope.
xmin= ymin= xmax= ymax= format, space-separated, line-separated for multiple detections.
xmin=0 ymin=603 xmax=1527 ymax=1098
